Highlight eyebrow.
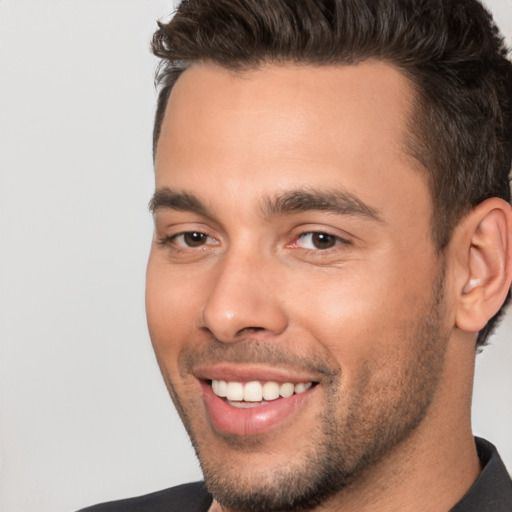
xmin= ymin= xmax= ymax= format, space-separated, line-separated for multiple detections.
xmin=149 ymin=187 xmax=212 ymax=216
xmin=149 ymin=186 xmax=382 ymax=222
xmin=262 ymin=189 xmax=382 ymax=222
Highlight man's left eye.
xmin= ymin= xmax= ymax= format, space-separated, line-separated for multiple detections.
xmin=296 ymin=232 xmax=344 ymax=250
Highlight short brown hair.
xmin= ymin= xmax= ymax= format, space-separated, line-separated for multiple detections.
xmin=151 ymin=0 xmax=512 ymax=347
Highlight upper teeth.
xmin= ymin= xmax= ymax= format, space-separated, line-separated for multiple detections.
xmin=211 ymin=380 xmax=313 ymax=402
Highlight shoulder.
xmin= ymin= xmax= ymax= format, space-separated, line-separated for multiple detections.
xmin=450 ymin=438 xmax=512 ymax=511
xmin=77 ymin=481 xmax=212 ymax=512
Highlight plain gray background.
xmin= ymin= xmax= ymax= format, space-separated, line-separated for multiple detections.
xmin=0 ymin=1 xmax=511 ymax=511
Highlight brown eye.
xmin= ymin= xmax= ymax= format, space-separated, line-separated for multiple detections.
xmin=182 ymin=232 xmax=208 ymax=247
xmin=310 ymin=233 xmax=337 ymax=249
xmin=296 ymin=232 xmax=341 ymax=250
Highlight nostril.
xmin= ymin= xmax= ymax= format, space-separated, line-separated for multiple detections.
xmin=238 ymin=326 xmax=265 ymax=335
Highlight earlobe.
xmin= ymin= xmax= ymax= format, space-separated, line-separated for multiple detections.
xmin=455 ymin=198 xmax=512 ymax=333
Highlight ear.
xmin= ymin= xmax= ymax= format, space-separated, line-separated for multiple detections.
xmin=454 ymin=198 xmax=512 ymax=333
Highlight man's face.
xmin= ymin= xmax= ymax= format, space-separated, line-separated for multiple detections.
xmin=146 ymin=62 xmax=451 ymax=511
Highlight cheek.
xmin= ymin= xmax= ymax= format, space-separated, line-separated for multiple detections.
xmin=289 ymin=264 xmax=428 ymax=378
xmin=145 ymin=256 xmax=203 ymax=360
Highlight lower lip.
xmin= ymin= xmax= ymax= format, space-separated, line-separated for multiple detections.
xmin=201 ymin=381 xmax=316 ymax=436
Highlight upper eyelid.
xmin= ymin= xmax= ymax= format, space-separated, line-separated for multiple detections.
xmin=155 ymin=219 xmax=217 ymax=235
xmin=298 ymin=230 xmax=350 ymax=240
xmin=293 ymin=226 xmax=354 ymax=242
xmin=156 ymin=224 xmax=355 ymax=249
xmin=292 ymin=231 xmax=352 ymax=249
xmin=169 ymin=231 xmax=217 ymax=244
xmin=153 ymin=210 xmax=223 ymax=234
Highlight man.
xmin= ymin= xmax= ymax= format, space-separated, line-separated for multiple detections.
xmin=80 ymin=0 xmax=512 ymax=510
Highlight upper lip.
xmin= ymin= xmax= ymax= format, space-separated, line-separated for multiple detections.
xmin=193 ymin=363 xmax=320 ymax=384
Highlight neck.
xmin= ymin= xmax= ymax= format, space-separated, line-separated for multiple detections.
xmin=318 ymin=423 xmax=479 ymax=511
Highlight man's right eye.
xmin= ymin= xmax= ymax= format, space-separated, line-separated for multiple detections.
xmin=171 ymin=232 xmax=210 ymax=248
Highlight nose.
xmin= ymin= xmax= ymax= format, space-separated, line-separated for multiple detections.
xmin=199 ymin=251 xmax=288 ymax=343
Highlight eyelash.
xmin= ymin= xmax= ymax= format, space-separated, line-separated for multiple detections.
xmin=157 ymin=232 xmax=217 ymax=249
xmin=158 ymin=230 xmax=351 ymax=252
xmin=292 ymin=231 xmax=351 ymax=251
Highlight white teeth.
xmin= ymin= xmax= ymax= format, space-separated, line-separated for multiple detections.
xmin=294 ymin=382 xmax=312 ymax=394
xmin=262 ymin=381 xmax=280 ymax=400
xmin=226 ymin=381 xmax=244 ymax=401
xmin=244 ymin=381 xmax=263 ymax=402
xmin=279 ymin=382 xmax=295 ymax=398
xmin=217 ymin=380 xmax=228 ymax=397
xmin=212 ymin=379 xmax=227 ymax=397
xmin=229 ymin=401 xmax=262 ymax=409
xmin=211 ymin=379 xmax=313 ymax=402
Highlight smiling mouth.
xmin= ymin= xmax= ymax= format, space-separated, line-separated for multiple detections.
xmin=210 ymin=379 xmax=316 ymax=407
xmin=199 ymin=375 xmax=320 ymax=435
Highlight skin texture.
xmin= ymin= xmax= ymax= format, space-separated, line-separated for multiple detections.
xmin=146 ymin=62 xmax=490 ymax=511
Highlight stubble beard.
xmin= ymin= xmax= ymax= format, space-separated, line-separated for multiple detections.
xmin=164 ymin=273 xmax=449 ymax=512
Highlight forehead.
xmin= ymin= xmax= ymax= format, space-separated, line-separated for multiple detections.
xmin=156 ymin=61 xmax=416 ymax=153
xmin=155 ymin=61 xmax=428 ymax=220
